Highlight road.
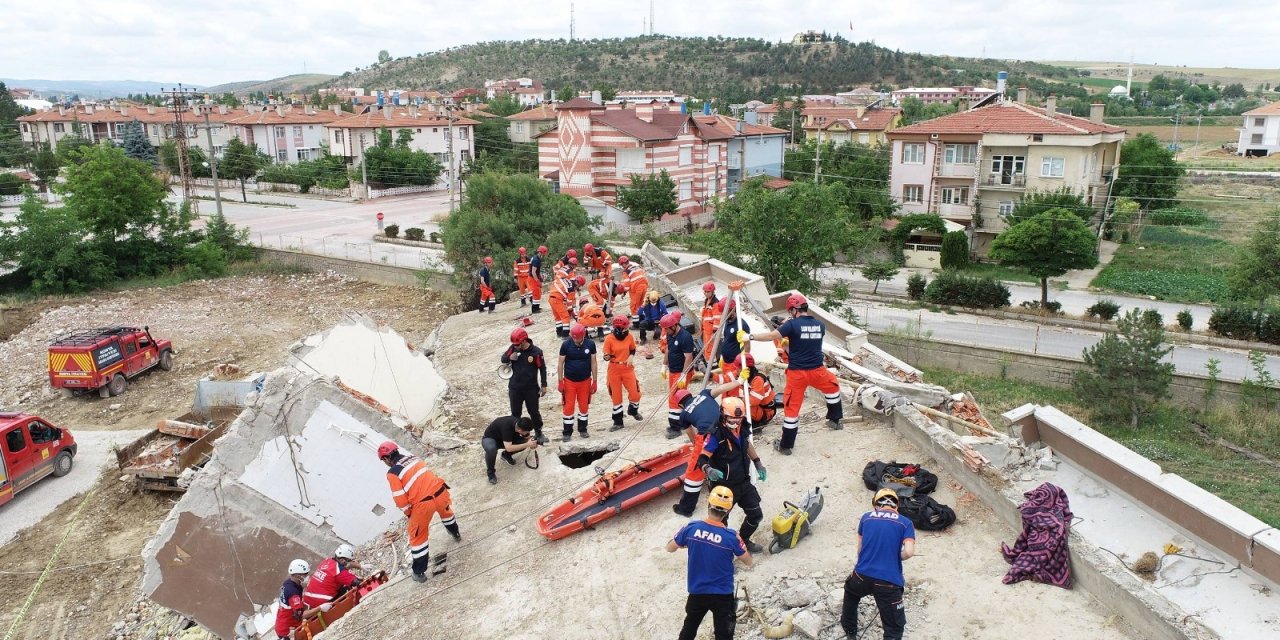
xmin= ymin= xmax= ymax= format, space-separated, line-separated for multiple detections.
xmin=0 ymin=429 xmax=149 ymax=546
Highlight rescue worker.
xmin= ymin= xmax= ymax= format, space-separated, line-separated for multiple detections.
xmin=548 ymin=270 xmax=577 ymax=337
xmin=635 ymin=290 xmax=667 ymax=345
xmin=529 ymin=245 xmax=548 ymax=313
xmin=667 ymin=486 xmax=753 ymax=640
xmin=602 ymin=315 xmax=642 ymax=431
xmin=735 ymin=354 xmax=777 ymax=428
xmin=588 ymin=266 xmax=626 ymax=319
xmin=840 ymin=488 xmax=916 ymax=640
xmin=302 ymin=544 xmax=363 ymax=608
xmin=670 ymin=381 xmax=751 ymax=518
xmin=275 ymin=559 xmax=331 ymax=639
xmin=769 ymin=315 xmax=790 ymax=365
xmin=619 ymin=256 xmax=649 ymax=325
xmin=501 ymin=327 xmax=549 ymax=444
xmin=478 ymin=256 xmax=496 ymax=314
xmin=577 ymin=299 xmax=608 ymax=338
xmin=661 ymin=311 xmax=697 ymax=437
xmin=697 ymin=396 xmax=767 ymax=552
xmin=481 ymin=416 xmax=538 ymax=485
xmin=717 ymin=298 xmax=750 ymax=374
xmin=699 ymin=282 xmax=721 ymax=363
xmin=556 ymin=249 xmax=578 ymax=279
xmin=587 ymin=242 xmax=612 ymax=278
xmin=514 ymin=247 xmax=532 ymax=307
xmin=377 ymin=441 xmax=460 ymax=583
xmin=740 ymin=293 xmax=844 ymax=455
xmin=557 ymin=322 xmax=598 ymax=441
xmin=583 ymin=242 xmax=598 ymax=278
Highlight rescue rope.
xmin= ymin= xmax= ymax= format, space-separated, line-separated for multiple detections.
xmin=3 ymin=483 xmax=100 ymax=640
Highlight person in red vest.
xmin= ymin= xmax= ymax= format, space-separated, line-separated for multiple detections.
xmin=699 ymin=282 xmax=721 ymax=363
xmin=514 ymin=247 xmax=533 ymax=308
xmin=275 ymin=559 xmax=330 ymax=639
xmin=302 ymin=544 xmax=363 ymax=608
xmin=478 ymin=256 xmax=496 ymax=314
xmin=529 ymin=245 xmax=548 ymax=313
xmin=378 ymin=441 xmax=461 ymax=583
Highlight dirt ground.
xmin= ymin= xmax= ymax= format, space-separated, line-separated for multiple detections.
xmin=319 ymin=302 xmax=1140 ymax=640
xmin=0 ymin=273 xmax=453 ymax=639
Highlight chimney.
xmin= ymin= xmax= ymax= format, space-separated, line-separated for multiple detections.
xmin=305 ymin=105 xmax=314 ymax=115
xmin=276 ymin=104 xmax=285 ymax=117
xmin=85 ymin=105 xmax=94 ymax=115
xmin=120 ymin=105 xmax=128 ymax=117
xmin=148 ymin=105 xmax=156 ymax=115
xmin=332 ymin=104 xmax=342 ymax=115
xmin=735 ymin=120 xmax=744 ymax=134
xmin=382 ymin=105 xmax=392 ymax=119
xmin=635 ymin=103 xmax=654 ymax=123
xmin=219 ymin=105 xmax=228 ymax=115
xmin=1016 ymin=87 xmax=1028 ymax=103
xmin=1089 ymin=102 xmax=1105 ymax=123
xmin=591 ymin=90 xmax=602 ymax=104
xmin=855 ymin=105 xmax=867 ymax=118
xmin=58 ymin=106 xmax=66 ymax=116
xmin=1045 ymin=94 xmax=1057 ymax=116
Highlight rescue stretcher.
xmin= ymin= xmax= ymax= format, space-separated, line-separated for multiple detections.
xmin=537 ymin=444 xmax=693 ymax=540
xmin=294 ymin=570 xmax=388 ymax=639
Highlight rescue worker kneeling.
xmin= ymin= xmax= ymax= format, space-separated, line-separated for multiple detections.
xmin=377 ymin=441 xmax=461 ymax=583
xmin=696 ymin=396 xmax=767 ymax=553
xmin=302 ymin=544 xmax=363 ymax=609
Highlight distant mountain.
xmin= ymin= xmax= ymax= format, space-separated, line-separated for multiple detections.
xmin=204 ymin=74 xmax=338 ymax=96
xmin=0 ymin=78 xmax=197 ymax=98
xmin=325 ymin=36 xmax=1086 ymax=103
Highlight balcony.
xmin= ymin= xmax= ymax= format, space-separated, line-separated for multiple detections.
xmin=982 ymin=174 xmax=1026 ymax=189
xmin=936 ymin=163 xmax=976 ymax=178
xmin=937 ymin=202 xmax=973 ymax=218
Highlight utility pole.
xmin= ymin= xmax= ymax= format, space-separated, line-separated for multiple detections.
xmin=814 ymin=139 xmax=821 ymax=183
xmin=202 ymin=110 xmax=223 ymax=217
xmin=359 ymin=133 xmax=368 ymax=197
xmin=164 ymin=85 xmax=199 ymax=214
xmin=446 ymin=103 xmax=457 ymax=213
xmin=1193 ymin=114 xmax=1203 ymax=156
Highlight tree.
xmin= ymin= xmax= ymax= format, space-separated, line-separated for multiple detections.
xmin=440 ymin=172 xmax=601 ymax=307
xmin=772 ymin=98 xmax=805 ymax=144
xmin=30 ymin=142 xmax=58 ymax=188
xmin=0 ymin=191 xmax=114 ymax=293
xmin=220 ymin=137 xmax=262 ymax=202
xmin=486 ymin=94 xmax=523 ymax=117
xmin=989 ymin=209 xmax=1097 ymax=307
xmin=360 ymin=126 xmax=443 ymax=187
xmin=1113 ymin=133 xmax=1184 ymax=211
xmin=469 ymin=117 xmax=537 ymax=175
xmin=859 ymin=261 xmax=900 ymax=293
xmin=1073 ymin=308 xmax=1174 ymax=428
xmin=1007 ymin=187 xmax=1093 ymax=227
xmin=1227 ymin=210 xmax=1280 ymax=307
xmin=158 ymin=140 xmax=211 ymax=178
xmin=706 ymin=178 xmax=875 ymax=292
xmin=119 ymin=120 xmax=155 ymax=164
xmin=784 ymin=141 xmax=896 ymax=220
xmin=0 ymin=82 xmax=33 ymax=168
xmin=616 ymin=170 xmax=678 ymax=223
xmin=939 ymin=230 xmax=970 ymax=270
xmin=1222 ymin=83 xmax=1247 ymax=100
xmin=377 ymin=50 xmax=391 ymax=64
xmin=900 ymin=96 xmax=958 ymax=125
xmin=591 ymin=83 xmax=617 ymax=102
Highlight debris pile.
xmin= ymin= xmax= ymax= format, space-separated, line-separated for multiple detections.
xmin=737 ymin=573 xmax=932 ymax=640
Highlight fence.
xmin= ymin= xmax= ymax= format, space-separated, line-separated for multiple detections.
xmin=598 ymin=211 xmax=716 ymax=237
xmin=256 ymin=181 xmax=351 ymax=198
xmin=0 ymin=191 xmax=57 ymax=207
xmin=251 ymin=232 xmax=453 ymax=273
xmin=368 ymin=183 xmax=447 ymax=199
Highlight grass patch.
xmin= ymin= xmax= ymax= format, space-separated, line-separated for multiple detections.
xmin=945 ymin=263 xmax=1041 ymax=285
xmin=194 ymin=195 xmax=297 ymax=209
xmin=923 ymin=366 xmax=1280 ymax=527
xmin=1093 ymin=222 xmax=1235 ymax=303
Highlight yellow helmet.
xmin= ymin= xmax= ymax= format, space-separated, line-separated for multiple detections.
xmin=647 ymin=290 xmax=660 ymax=303
xmin=709 ymin=486 xmax=735 ymax=511
xmin=873 ymin=488 xmax=900 ymax=508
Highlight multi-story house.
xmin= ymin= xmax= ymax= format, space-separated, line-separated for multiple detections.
xmin=802 ymin=105 xmax=902 ymax=146
xmin=18 ymin=103 xmax=243 ymax=154
xmin=226 ymin=105 xmax=343 ymax=164
xmin=887 ymin=98 xmax=1126 ymax=256
xmin=507 ymin=104 xmax=558 ymax=143
xmin=325 ymin=105 xmax=478 ymax=185
xmin=536 ymin=98 xmax=786 ymax=216
xmin=485 ymin=78 xmax=543 ymax=106
xmin=891 ymin=86 xmax=998 ymax=106
xmin=1238 ymin=102 xmax=1280 ymax=157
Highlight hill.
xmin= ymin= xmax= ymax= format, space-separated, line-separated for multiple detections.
xmin=204 ymin=73 xmax=337 ymax=96
xmin=1039 ymin=60 xmax=1280 ymax=91
xmin=326 ymin=36 xmax=1084 ymax=103
xmin=0 ymin=78 xmax=196 ymax=98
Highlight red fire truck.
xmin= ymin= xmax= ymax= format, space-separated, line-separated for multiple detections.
xmin=47 ymin=326 xmax=173 ymax=397
xmin=0 ymin=412 xmax=77 ymax=507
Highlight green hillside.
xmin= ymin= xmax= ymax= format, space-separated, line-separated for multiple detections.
xmin=325 ymin=36 xmax=1086 ymax=103
xmin=206 ymin=73 xmax=336 ymax=96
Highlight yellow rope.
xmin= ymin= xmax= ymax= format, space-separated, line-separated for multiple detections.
xmin=3 ymin=483 xmax=100 ymax=640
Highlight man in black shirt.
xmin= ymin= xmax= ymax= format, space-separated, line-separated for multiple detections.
xmin=502 ymin=327 xmax=549 ymax=444
xmin=482 ymin=416 xmax=538 ymax=485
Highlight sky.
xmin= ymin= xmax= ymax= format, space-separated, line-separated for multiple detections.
xmin=2 ymin=0 xmax=1277 ymax=86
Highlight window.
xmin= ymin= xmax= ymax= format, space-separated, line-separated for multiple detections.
xmin=152 ymin=125 xmax=159 ymax=135
xmin=944 ymin=144 xmax=976 ymax=164
xmin=21 ymin=123 xmax=28 ymax=132
xmin=998 ymin=200 xmax=1015 ymax=216
xmin=901 ymin=143 xmax=924 ymax=164
xmin=29 ymin=421 xmax=54 ymax=444
xmin=461 ymin=150 xmax=472 ymax=162
xmin=276 ymin=149 xmax=288 ymax=163
xmin=1252 ymin=133 xmax=1264 ymax=145
xmin=433 ymin=127 xmax=439 ymax=133
xmin=708 ymin=176 xmax=718 ymax=196
xmin=53 ymin=123 xmax=65 ymax=133
xmin=858 ymin=133 xmax=870 ymax=144
xmin=708 ymin=145 xmax=719 ymax=164
xmin=293 ymin=126 xmax=303 ymax=137
xmin=434 ymin=152 xmax=448 ymax=163
xmin=459 ymin=127 xmax=468 ymax=140
xmin=1032 ymin=134 xmax=1044 ymax=142
xmin=679 ymin=145 xmax=692 ymax=166
xmin=125 ymin=342 xmax=137 ymax=356
xmin=5 ymin=429 xmax=25 ymax=454
xmin=616 ymin=148 xmax=644 ymax=175
xmin=1255 ymin=118 xmax=1266 ymax=127
xmin=990 ymin=155 xmax=1025 ymax=182
xmin=940 ymin=187 xmax=969 ymax=205
xmin=334 ymin=130 xmax=344 ymax=144
xmin=297 ymin=148 xmax=314 ymax=161
xmin=903 ymin=185 xmax=924 ymax=203
xmin=679 ymin=179 xmax=692 ymax=201
xmin=1041 ymin=156 xmax=1065 ymax=177
xmin=515 ymin=122 xmax=526 ymax=134
xmin=275 ymin=126 xmax=286 ymax=138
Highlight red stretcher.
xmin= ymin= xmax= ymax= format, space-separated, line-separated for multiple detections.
xmin=295 ymin=570 xmax=388 ymax=639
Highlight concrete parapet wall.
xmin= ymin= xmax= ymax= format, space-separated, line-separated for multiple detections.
xmin=256 ymin=247 xmax=454 ymax=291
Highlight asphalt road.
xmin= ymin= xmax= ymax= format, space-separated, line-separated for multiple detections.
xmin=0 ymin=429 xmax=149 ymax=546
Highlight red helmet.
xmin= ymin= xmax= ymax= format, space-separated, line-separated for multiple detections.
xmin=376 ymin=441 xmax=398 ymax=458
xmin=518 ymin=247 xmax=527 ymax=256
xmin=584 ymin=243 xmax=594 ymax=254
xmin=617 ymin=255 xmax=630 ymax=265
xmin=786 ymin=293 xmax=808 ymax=311
xmin=483 ymin=256 xmax=493 ymax=265
xmin=537 ymin=245 xmax=548 ymax=254
xmin=611 ymin=315 xmax=630 ymax=329
xmin=673 ymin=389 xmax=692 ymax=406
xmin=659 ymin=311 xmax=682 ymax=329
xmin=702 ymin=282 xmax=716 ymax=294
xmin=575 ymin=275 xmax=586 ymax=286
xmin=510 ymin=327 xmax=529 ymax=345
xmin=567 ymin=249 xmax=577 ymax=259
xmin=569 ymin=257 xmax=578 ymax=266
xmin=569 ymin=323 xmax=586 ymax=340
xmin=737 ymin=353 xmax=755 ymax=369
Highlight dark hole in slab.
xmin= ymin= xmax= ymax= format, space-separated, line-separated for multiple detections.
xmin=558 ymin=447 xmax=611 ymax=469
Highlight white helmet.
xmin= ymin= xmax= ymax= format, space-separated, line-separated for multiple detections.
xmin=288 ymin=559 xmax=310 ymax=575
xmin=335 ymin=544 xmax=355 ymax=560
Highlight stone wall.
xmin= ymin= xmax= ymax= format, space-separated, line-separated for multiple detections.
xmin=256 ymin=247 xmax=454 ymax=291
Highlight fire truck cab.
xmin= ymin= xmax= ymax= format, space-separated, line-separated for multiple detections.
xmin=0 ymin=412 xmax=77 ymax=507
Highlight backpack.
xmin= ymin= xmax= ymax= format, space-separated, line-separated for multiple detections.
xmin=898 ymin=494 xmax=956 ymax=531
xmin=861 ymin=460 xmax=939 ymax=496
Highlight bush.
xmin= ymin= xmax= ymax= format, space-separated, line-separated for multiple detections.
xmin=940 ymin=231 xmax=970 ymax=270
xmin=1020 ymin=300 xmax=1063 ymax=314
xmin=1176 ymin=309 xmax=1194 ymax=331
xmin=404 ymin=227 xmax=425 ymax=241
xmin=1141 ymin=308 xmax=1164 ymax=328
xmin=0 ymin=173 xmax=24 ymax=195
xmin=181 ymin=239 xmax=228 ymax=280
xmin=1259 ymin=311 xmax=1280 ymax=345
xmin=1086 ymin=299 xmax=1121 ymax=320
xmin=923 ymin=272 xmax=1010 ymax=309
xmin=1149 ymin=207 xmax=1210 ymax=227
xmin=1208 ymin=306 xmax=1259 ymax=340
xmin=384 ymin=224 xmax=400 ymax=238
xmin=906 ymin=273 xmax=927 ymax=301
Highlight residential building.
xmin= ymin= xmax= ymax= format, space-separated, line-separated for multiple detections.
xmin=486 ymin=78 xmax=544 ymax=106
xmin=325 ymin=105 xmax=478 ymax=185
xmin=226 ymin=105 xmax=343 ymax=164
xmin=18 ymin=102 xmax=243 ymax=154
xmin=887 ymin=98 xmax=1125 ymax=256
xmin=1237 ymin=102 xmax=1280 ymax=157
xmin=891 ymin=86 xmax=998 ymax=106
xmin=536 ymin=98 xmax=787 ymax=216
xmin=802 ymin=106 xmax=902 ymax=145
xmin=507 ymin=104 xmax=558 ymax=143
xmin=580 ymin=90 xmax=686 ymax=105
xmin=451 ymin=88 xmax=485 ymax=103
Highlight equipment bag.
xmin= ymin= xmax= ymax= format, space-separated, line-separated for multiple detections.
xmin=861 ymin=460 xmax=939 ymax=495
xmin=898 ymin=494 xmax=956 ymax=531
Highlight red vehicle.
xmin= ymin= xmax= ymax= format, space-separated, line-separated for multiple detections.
xmin=48 ymin=326 xmax=173 ymax=398
xmin=0 ymin=412 xmax=77 ymax=507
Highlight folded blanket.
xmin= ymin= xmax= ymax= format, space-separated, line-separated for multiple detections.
xmin=1001 ymin=482 xmax=1073 ymax=588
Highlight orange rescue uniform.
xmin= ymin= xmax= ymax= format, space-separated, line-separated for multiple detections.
xmin=385 ymin=455 xmax=456 ymax=577
xmin=549 ymin=277 xmax=577 ymax=334
xmin=602 ymin=331 xmax=640 ymax=426
xmin=624 ymin=266 xmax=649 ymax=321
xmin=514 ymin=258 xmax=532 ymax=305
xmin=700 ymin=300 xmax=721 ymax=361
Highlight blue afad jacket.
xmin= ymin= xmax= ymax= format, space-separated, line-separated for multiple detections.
xmin=637 ymin=300 xmax=668 ymax=325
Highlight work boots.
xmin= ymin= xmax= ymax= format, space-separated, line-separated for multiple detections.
xmin=577 ymin=417 xmax=590 ymax=438
xmin=487 ymin=300 xmax=496 ymax=314
xmin=628 ymin=403 xmax=642 ymax=421
xmin=531 ymin=302 xmax=541 ymax=313
xmin=501 ymin=451 xmax=516 ymax=466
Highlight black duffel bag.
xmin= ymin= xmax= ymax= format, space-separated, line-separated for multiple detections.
xmin=898 ymin=494 xmax=956 ymax=531
xmin=861 ymin=460 xmax=939 ymax=495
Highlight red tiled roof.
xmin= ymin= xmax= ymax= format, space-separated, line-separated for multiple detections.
xmin=762 ymin=177 xmax=793 ymax=190
xmin=326 ymin=109 xmax=479 ymax=129
xmin=1243 ymin=101 xmax=1280 ymax=116
xmin=803 ymin=107 xmax=901 ymax=132
xmin=591 ymin=109 xmax=682 ymax=141
xmin=226 ymin=108 xmax=344 ymax=126
xmin=18 ymin=105 xmax=247 ymax=124
xmin=507 ymin=104 xmax=558 ymax=121
xmin=557 ymin=97 xmax=606 ymax=111
xmin=692 ymin=115 xmax=788 ymax=138
xmin=889 ymin=102 xmax=1126 ymax=136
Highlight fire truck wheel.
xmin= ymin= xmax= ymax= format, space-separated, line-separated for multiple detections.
xmin=108 ymin=373 xmax=127 ymax=397
xmin=159 ymin=350 xmax=173 ymax=371
xmin=53 ymin=451 xmax=73 ymax=477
